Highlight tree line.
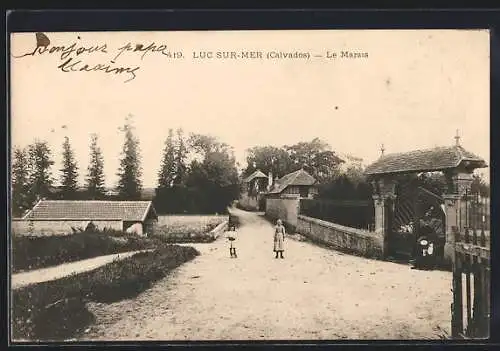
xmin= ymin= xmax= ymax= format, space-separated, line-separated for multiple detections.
xmin=11 ymin=116 xmax=240 ymax=217
xmin=12 ymin=119 xmax=489 ymax=217
xmin=154 ymin=131 xmax=239 ymax=214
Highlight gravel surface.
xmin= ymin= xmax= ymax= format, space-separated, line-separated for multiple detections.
xmin=82 ymin=208 xmax=452 ymax=341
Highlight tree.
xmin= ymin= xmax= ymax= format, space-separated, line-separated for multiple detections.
xmin=188 ymin=133 xmax=231 ymax=156
xmin=471 ymin=173 xmax=490 ymax=197
xmin=157 ymin=129 xmax=176 ymax=188
xmin=416 ymin=172 xmax=447 ymax=196
xmin=27 ymin=140 xmax=54 ymax=201
xmin=173 ymin=128 xmax=188 ymax=185
xmin=12 ymin=147 xmax=31 ymax=217
xmin=244 ymin=146 xmax=293 ymax=179
xmin=244 ymin=138 xmax=344 ymax=183
xmin=60 ymin=136 xmax=79 ymax=199
xmin=85 ymin=133 xmax=106 ymax=199
xmin=116 ymin=116 xmax=143 ymax=199
xmin=342 ymin=155 xmax=367 ymax=186
xmin=285 ymin=138 xmax=343 ymax=182
xmin=186 ymin=134 xmax=240 ymax=213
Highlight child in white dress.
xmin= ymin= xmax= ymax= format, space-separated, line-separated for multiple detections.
xmin=227 ymin=225 xmax=238 ymax=258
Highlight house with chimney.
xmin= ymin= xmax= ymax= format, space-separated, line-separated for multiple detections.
xmin=266 ymin=168 xmax=318 ymax=199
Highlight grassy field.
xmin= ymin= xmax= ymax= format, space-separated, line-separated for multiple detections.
xmin=12 ymin=216 xmax=230 ymax=272
xmin=153 ymin=215 xmax=228 ymax=243
xmin=11 ymin=231 xmax=157 ymax=273
xmin=11 ymin=244 xmax=199 ymax=341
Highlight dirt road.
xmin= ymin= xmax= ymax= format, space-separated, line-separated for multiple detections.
xmin=83 ymin=208 xmax=452 ymax=340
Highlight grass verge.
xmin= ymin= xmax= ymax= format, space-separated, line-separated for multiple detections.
xmin=11 ymin=231 xmax=157 ymax=273
xmin=11 ymin=244 xmax=199 ymax=341
xmin=153 ymin=221 xmax=223 ymax=243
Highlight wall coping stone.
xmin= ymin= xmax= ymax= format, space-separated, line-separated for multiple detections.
xmin=209 ymin=219 xmax=229 ymax=239
xmin=298 ymin=214 xmax=379 ymax=239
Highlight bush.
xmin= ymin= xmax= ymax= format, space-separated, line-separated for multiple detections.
xmin=11 ymin=245 xmax=199 ymax=341
xmin=153 ymin=185 xmax=237 ymax=214
xmin=152 ymin=231 xmax=216 ymax=244
xmin=11 ymin=231 xmax=157 ymax=273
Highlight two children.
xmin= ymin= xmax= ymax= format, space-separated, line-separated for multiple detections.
xmin=226 ymin=218 xmax=286 ymax=259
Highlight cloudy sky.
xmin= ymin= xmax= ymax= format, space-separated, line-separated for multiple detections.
xmin=10 ymin=29 xmax=490 ymax=188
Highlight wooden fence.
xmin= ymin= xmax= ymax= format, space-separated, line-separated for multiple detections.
xmin=451 ymin=191 xmax=490 ymax=339
xmin=299 ymin=199 xmax=374 ymax=231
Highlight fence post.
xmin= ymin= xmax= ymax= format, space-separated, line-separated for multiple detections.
xmin=451 ymin=230 xmax=463 ymax=338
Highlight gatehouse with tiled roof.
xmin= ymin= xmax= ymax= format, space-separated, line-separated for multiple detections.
xmin=364 ymin=135 xmax=487 ymax=263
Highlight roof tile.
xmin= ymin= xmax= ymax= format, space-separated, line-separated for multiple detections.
xmin=365 ymin=145 xmax=486 ymax=176
xmin=268 ymin=169 xmax=316 ymax=194
xmin=244 ymin=170 xmax=268 ymax=183
xmin=24 ymin=200 xmax=155 ymax=221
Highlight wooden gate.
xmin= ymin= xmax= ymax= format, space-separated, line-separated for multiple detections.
xmin=451 ymin=190 xmax=490 ymax=339
xmin=389 ymin=182 xmax=444 ymax=259
xmin=389 ymin=183 xmax=416 ymax=258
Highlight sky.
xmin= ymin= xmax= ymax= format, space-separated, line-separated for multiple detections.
xmin=10 ymin=30 xmax=490 ymax=188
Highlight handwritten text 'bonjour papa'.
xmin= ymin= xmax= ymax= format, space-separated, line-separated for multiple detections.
xmin=14 ymin=33 xmax=173 ymax=83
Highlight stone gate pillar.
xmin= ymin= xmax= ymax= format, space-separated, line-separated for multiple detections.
xmin=371 ymin=178 xmax=397 ymax=258
xmin=443 ymin=171 xmax=474 ymax=263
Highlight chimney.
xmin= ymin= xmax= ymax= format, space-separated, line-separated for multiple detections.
xmin=267 ymin=171 xmax=273 ymax=191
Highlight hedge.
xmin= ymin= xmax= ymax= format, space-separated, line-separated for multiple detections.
xmin=11 ymin=244 xmax=199 ymax=341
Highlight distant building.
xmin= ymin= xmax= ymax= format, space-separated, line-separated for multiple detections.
xmin=104 ymin=189 xmax=120 ymax=197
xmin=267 ymin=169 xmax=318 ymax=199
xmin=140 ymin=188 xmax=156 ymax=200
xmin=18 ymin=200 xmax=158 ymax=236
xmin=239 ymin=169 xmax=269 ymax=211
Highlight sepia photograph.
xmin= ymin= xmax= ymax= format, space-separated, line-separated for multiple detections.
xmin=9 ymin=29 xmax=490 ymax=342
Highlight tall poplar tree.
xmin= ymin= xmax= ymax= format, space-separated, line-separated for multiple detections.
xmin=60 ymin=136 xmax=79 ymax=199
xmin=85 ymin=133 xmax=106 ymax=199
xmin=173 ymin=128 xmax=188 ymax=185
xmin=27 ymin=140 xmax=54 ymax=201
xmin=12 ymin=147 xmax=31 ymax=216
xmin=116 ymin=116 xmax=143 ymax=199
xmin=157 ymin=129 xmax=176 ymax=188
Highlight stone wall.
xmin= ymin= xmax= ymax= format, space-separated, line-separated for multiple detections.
xmin=209 ymin=220 xmax=229 ymax=240
xmin=296 ymin=215 xmax=384 ymax=259
xmin=265 ymin=197 xmax=300 ymax=229
xmin=11 ymin=219 xmax=123 ymax=236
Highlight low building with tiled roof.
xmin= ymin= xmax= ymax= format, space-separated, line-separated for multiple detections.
xmin=15 ymin=200 xmax=158 ymax=236
xmin=267 ymin=168 xmax=318 ymax=199
xmin=365 ymin=145 xmax=487 ymax=177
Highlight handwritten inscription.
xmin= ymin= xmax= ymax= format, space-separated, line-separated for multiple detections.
xmin=13 ymin=33 xmax=182 ymax=83
xmin=13 ymin=33 xmax=370 ymax=83
xmin=113 ymin=42 xmax=179 ymax=61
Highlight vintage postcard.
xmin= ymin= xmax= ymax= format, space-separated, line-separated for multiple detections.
xmin=9 ymin=29 xmax=490 ymax=342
